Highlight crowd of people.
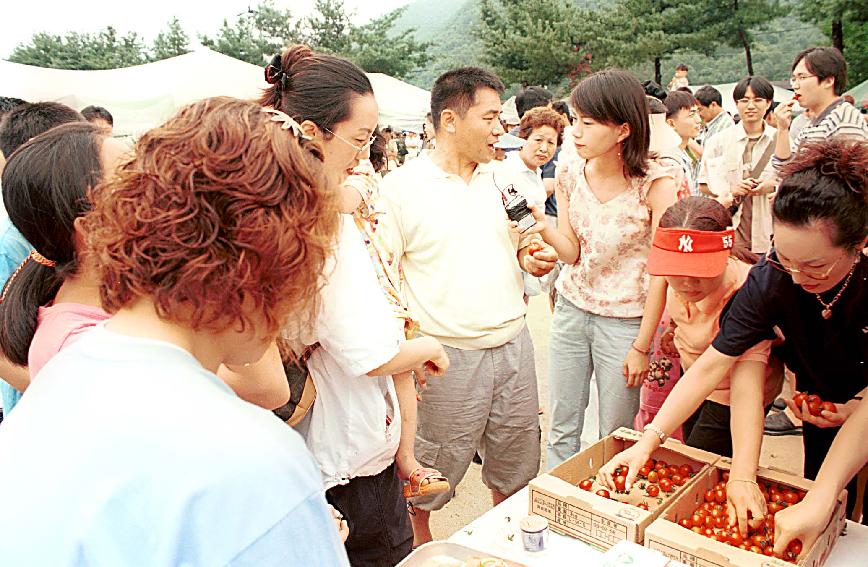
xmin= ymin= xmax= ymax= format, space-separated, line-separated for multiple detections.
xmin=0 ymin=42 xmax=864 ymax=567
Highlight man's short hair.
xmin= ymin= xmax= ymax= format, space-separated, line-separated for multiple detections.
xmin=430 ymin=67 xmax=505 ymax=131
xmin=693 ymin=85 xmax=723 ymax=108
xmin=515 ymin=86 xmax=553 ymax=118
xmin=0 ymin=102 xmax=83 ymax=158
xmin=81 ymin=105 xmax=114 ymax=126
xmin=646 ymin=95 xmax=667 ymax=115
xmin=0 ymin=97 xmax=27 ymax=120
xmin=793 ymin=46 xmax=848 ymax=95
xmin=642 ymin=80 xmax=668 ymax=101
xmin=664 ymin=90 xmax=698 ymax=119
xmin=733 ymin=75 xmax=775 ymax=102
xmin=676 ymin=64 xmax=689 ymax=72
xmin=550 ymin=100 xmax=571 ymax=121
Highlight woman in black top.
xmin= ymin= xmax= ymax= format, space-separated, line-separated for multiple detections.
xmin=599 ymin=138 xmax=867 ymax=534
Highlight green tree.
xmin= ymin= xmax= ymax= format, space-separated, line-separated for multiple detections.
xmin=795 ymin=0 xmax=868 ymax=84
xmin=305 ymin=0 xmax=353 ymax=54
xmin=703 ymin=0 xmax=783 ymax=76
xmin=152 ymin=17 xmax=191 ymax=60
xmin=9 ymin=27 xmax=149 ymax=69
xmin=347 ymin=7 xmax=431 ymax=79
xmin=475 ymin=0 xmax=592 ymax=87
xmin=199 ymin=0 xmax=301 ymax=65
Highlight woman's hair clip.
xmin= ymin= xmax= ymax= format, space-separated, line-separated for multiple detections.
xmin=264 ymin=54 xmax=286 ymax=86
xmin=263 ymin=108 xmax=312 ymax=140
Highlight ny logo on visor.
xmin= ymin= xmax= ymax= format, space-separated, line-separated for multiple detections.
xmin=678 ymin=234 xmax=694 ymax=253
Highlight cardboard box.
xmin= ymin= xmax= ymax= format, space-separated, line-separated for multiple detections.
xmin=645 ymin=459 xmax=847 ymax=567
xmin=528 ymin=427 xmax=719 ymax=550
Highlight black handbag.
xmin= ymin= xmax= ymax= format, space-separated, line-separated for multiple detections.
xmin=272 ymin=342 xmax=318 ymax=427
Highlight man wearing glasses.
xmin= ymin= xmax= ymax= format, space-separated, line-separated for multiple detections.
xmin=698 ymin=75 xmax=778 ymax=254
xmin=772 ymin=46 xmax=867 ymax=170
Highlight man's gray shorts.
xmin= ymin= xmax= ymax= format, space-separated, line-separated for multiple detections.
xmin=411 ymin=325 xmax=541 ymax=511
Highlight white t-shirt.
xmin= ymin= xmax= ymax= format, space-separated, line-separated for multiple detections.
xmin=503 ymin=151 xmax=547 ymax=209
xmin=378 ymin=155 xmax=531 ymax=350
xmin=0 ymin=325 xmax=348 ymax=566
xmin=299 ymin=216 xmax=403 ymax=489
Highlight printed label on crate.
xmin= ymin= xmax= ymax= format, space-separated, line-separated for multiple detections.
xmin=529 ymin=488 xmax=628 ymax=546
xmin=647 ymin=539 xmax=724 ymax=567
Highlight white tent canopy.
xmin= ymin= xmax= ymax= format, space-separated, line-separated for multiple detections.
xmin=1 ymin=49 xmax=431 ymax=138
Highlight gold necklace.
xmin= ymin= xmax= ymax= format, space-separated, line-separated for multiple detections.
xmin=816 ymin=257 xmax=858 ymax=320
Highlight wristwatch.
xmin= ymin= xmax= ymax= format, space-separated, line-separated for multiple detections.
xmin=643 ymin=424 xmax=668 ymax=443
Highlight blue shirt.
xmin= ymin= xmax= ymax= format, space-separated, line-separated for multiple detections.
xmin=0 ymin=216 xmax=32 ymax=414
xmin=0 ymin=325 xmax=349 ymax=566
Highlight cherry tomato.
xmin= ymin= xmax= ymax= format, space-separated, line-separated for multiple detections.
xmin=655 ymin=460 xmax=668 ymax=470
xmin=729 ymin=531 xmax=744 ymax=546
xmin=704 ymin=528 xmax=715 ymax=537
xmin=712 ymin=533 xmax=727 ymax=543
xmin=613 ymin=475 xmax=627 ymax=492
xmin=797 ymin=490 xmax=807 ymax=502
xmin=807 ymin=394 xmax=820 ymax=404
xmin=704 ymin=515 xmax=715 ymax=528
xmin=768 ymin=502 xmax=784 ymax=515
xmin=750 ymin=545 xmax=763 ymax=554
xmin=647 ymin=471 xmax=660 ymax=484
xmin=704 ymin=489 xmax=716 ymax=503
xmin=646 ymin=484 xmax=660 ymax=497
xmin=691 ymin=514 xmax=703 ymax=527
xmin=692 ymin=526 xmax=703 ymax=534
xmin=721 ymin=471 xmax=730 ymax=482
xmin=793 ymin=393 xmax=808 ymax=409
xmin=638 ymin=465 xmax=651 ymax=478
xmin=595 ymin=489 xmax=610 ymax=499
xmin=644 ymin=458 xmax=656 ymax=469
xmin=679 ymin=463 xmax=693 ymax=477
xmin=715 ymin=481 xmax=727 ymax=492
xmin=579 ymin=479 xmax=593 ymax=491
xmin=679 ymin=518 xmax=693 ymax=529
xmin=714 ymin=516 xmax=727 ymax=529
xmin=671 ymin=474 xmax=684 ymax=486
xmin=636 ymin=502 xmax=649 ymax=510
xmin=821 ymin=401 xmax=837 ymax=414
xmin=714 ymin=489 xmax=727 ymax=504
xmin=787 ymin=539 xmax=803 ymax=555
xmin=782 ymin=491 xmax=799 ymax=505
xmin=764 ymin=546 xmax=775 ymax=556
xmin=808 ymin=400 xmax=823 ymax=416
xmin=659 ymin=479 xmax=673 ymax=493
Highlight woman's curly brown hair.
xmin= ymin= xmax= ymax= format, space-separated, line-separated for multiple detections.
xmin=83 ymin=96 xmax=338 ymax=337
xmin=518 ymin=107 xmax=565 ymax=146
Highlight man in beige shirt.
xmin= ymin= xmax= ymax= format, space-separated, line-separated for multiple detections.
xmin=378 ymin=67 xmax=557 ymax=546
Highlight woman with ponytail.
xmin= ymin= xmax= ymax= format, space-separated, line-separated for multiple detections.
xmin=0 ymin=122 xmax=128 ymax=378
xmin=261 ymin=45 xmax=449 ymax=565
xmin=601 ymin=138 xmax=868 ymax=545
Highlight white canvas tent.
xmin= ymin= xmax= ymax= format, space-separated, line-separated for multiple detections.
xmin=0 ymin=49 xmax=432 ymax=138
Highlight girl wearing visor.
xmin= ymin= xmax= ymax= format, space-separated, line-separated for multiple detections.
xmin=632 ymin=196 xmax=783 ymax=459
xmin=599 ymin=139 xmax=867 ymax=544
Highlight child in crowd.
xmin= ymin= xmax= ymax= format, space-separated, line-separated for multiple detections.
xmin=0 ymin=97 xmax=349 ymax=565
xmin=636 ymin=197 xmax=783 ymax=457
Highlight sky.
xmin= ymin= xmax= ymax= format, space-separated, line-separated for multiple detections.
xmin=1 ymin=0 xmax=412 ymax=58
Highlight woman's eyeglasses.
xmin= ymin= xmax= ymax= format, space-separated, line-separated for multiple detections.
xmin=766 ymin=239 xmax=847 ymax=281
xmin=324 ymin=128 xmax=376 ymax=158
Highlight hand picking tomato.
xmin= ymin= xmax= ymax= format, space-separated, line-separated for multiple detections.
xmin=613 ymin=475 xmax=627 ymax=492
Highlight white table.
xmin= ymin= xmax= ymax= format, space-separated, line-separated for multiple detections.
xmin=448 ymin=487 xmax=868 ymax=566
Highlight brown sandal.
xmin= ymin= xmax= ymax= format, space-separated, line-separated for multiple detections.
xmin=403 ymin=467 xmax=450 ymax=499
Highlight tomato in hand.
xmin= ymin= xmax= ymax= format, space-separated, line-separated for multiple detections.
xmin=821 ymin=401 xmax=837 ymax=414
xmin=579 ymin=479 xmax=593 ymax=491
xmin=808 ymin=399 xmax=823 ymax=416
xmin=793 ymin=392 xmax=808 ymax=409
xmin=613 ymin=475 xmax=627 ymax=492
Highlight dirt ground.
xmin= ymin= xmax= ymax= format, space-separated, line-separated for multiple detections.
xmin=428 ymin=295 xmax=805 ymax=540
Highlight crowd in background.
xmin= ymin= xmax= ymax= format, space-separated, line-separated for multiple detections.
xmin=0 ymin=42 xmax=865 ymax=567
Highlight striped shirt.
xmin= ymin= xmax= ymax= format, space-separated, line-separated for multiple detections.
xmin=773 ymin=99 xmax=868 ymax=169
